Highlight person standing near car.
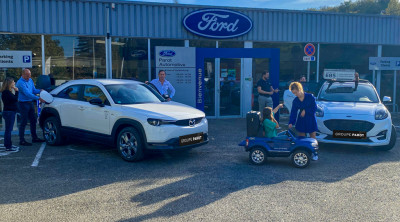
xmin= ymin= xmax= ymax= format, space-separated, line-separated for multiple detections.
xmin=1 ymin=77 xmax=20 ymax=152
xmin=288 ymin=82 xmax=318 ymax=139
xmin=16 ymin=69 xmax=46 ymax=146
xmin=149 ymin=70 xmax=175 ymax=101
xmin=257 ymin=71 xmax=278 ymax=111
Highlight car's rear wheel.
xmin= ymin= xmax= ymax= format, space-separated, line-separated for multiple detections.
xmin=43 ymin=117 xmax=63 ymax=146
xmin=249 ymin=147 xmax=267 ymax=165
xmin=291 ymin=150 xmax=310 ymax=168
xmin=117 ymin=127 xmax=145 ymax=162
xmin=378 ymin=125 xmax=397 ymax=151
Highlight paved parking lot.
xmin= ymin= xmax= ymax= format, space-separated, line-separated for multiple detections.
xmin=0 ymin=117 xmax=400 ymax=221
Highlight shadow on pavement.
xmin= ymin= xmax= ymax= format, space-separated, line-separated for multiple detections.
xmin=0 ymin=118 xmax=399 ymax=221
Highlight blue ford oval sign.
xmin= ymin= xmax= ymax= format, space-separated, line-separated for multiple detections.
xmin=159 ymin=50 xmax=176 ymax=57
xmin=183 ymin=9 xmax=253 ymax=39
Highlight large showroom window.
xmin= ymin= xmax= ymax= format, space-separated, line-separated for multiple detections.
xmin=319 ymin=44 xmax=376 ymax=82
xmin=382 ymin=45 xmax=400 ymax=110
xmin=44 ymin=36 xmax=107 ymax=85
xmin=0 ymin=34 xmax=42 ymax=82
xmin=111 ymin=38 xmax=148 ymax=81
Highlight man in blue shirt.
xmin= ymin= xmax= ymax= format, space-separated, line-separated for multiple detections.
xmin=149 ymin=70 xmax=175 ymax=101
xmin=16 ymin=69 xmax=46 ymax=146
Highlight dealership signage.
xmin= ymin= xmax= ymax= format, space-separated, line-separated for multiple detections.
xmin=183 ymin=9 xmax=253 ymax=39
xmin=0 ymin=50 xmax=32 ymax=68
xmin=369 ymin=57 xmax=400 ymax=70
xmin=323 ymin=69 xmax=355 ymax=80
xmin=155 ymin=46 xmax=196 ymax=107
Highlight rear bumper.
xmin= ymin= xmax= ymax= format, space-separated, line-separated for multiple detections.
xmin=146 ymin=133 xmax=209 ymax=151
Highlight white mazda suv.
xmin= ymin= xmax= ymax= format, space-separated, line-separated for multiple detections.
xmin=315 ymin=79 xmax=396 ymax=150
xmin=39 ymin=79 xmax=208 ymax=161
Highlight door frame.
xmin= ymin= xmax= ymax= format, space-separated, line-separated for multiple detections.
xmin=196 ymin=48 xmax=280 ymax=119
xmin=211 ymin=58 xmax=245 ymax=118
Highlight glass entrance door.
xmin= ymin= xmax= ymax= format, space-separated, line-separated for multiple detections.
xmin=218 ymin=58 xmax=242 ymax=117
xmin=204 ymin=58 xmax=243 ymax=118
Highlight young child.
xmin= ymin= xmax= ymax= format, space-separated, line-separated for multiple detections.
xmin=262 ymin=104 xmax=284 ymax=138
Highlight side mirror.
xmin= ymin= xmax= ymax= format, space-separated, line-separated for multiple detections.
xmin=383 ymin=96 xmax=392 ymax=103
xmin=163 ymin=94 xmax=170 ymax=100
xmin=89 ymin=98 xmax=105 ymax=107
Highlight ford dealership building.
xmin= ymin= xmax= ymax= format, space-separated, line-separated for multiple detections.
xmin=0 ymin=0 xmax=399 ymax=117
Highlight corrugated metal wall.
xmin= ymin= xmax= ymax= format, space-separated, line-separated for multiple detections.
xmin=1 ymin=0 xmax=399 ymax=45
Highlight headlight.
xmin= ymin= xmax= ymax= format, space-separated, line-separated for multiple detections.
xmin=147 ymin=118 xmax=175 ymax=126
xmin=316 ymin=105 xmax=324 ymax=117
xmin=375 ymin=108 xmax=388 ymax=120
xmin=311 ymin=142 xmax=318 ymax=147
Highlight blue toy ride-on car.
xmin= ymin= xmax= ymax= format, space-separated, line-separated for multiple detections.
xmin=239 ymin=129 xmax=319 ymax=168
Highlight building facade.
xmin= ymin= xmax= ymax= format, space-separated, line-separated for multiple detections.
xmin=1 ymin=0 xmax=399 ymax=117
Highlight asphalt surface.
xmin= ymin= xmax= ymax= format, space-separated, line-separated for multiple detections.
xmin=0 ymin=116 xmax=399 ymax=222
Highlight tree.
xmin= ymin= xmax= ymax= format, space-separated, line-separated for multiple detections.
xmin=385 ymin=0 xmax=400 ymax=15
xmin=308 ymin=0 xmax=396 ymax=15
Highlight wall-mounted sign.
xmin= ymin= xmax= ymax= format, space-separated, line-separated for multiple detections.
xmin=369 ymin=57 xmax=400 ymax=70
xmin=183 ymin=9 xmax=253 ymax=39
xmin=156 ymin=46 xmax=196 ymax=107
xmin=0 ymin=50 xmax=32 ymax=68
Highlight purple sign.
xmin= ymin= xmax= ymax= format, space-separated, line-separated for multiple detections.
xmin=183 ymin=9 xmax=253 ymax=39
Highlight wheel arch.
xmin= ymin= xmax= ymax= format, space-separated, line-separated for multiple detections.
xmin=112 ymin=118 xmax=147 ymax=147
xmin=39 ymin=107 xmax=61 ymax=128
xmin=292 ymin=146 xmax=312 ymax=155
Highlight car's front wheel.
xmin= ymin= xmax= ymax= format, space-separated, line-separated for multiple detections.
xmin=43 ymin=117 xmax=64 ymax=146
xmin=291 ymin=150 xmax=310 ymax=168
xmin=117 ymin=127 xmax=145 ymax=162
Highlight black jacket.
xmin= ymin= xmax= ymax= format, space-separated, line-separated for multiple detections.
xmin=2 ymin=90 xmax=19 ymax=112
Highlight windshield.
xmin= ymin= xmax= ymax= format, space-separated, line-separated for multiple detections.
xmin=318 ymin=82 xmax=379 ymax=103
xmin=105 ymin=83 xmax=164 ymax=104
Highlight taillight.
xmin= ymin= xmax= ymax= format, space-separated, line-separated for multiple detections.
xmin=246 ymin=139 xmax=249 ymax=146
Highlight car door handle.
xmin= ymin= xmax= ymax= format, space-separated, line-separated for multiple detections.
xmin=78 ymin=106 xmax=85 ymax=111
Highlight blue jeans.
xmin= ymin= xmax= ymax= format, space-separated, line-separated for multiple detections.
xmin=2 ymin=111 xmax=16 ymax=149
xmin=18 ymin=102 xmax=39 ymax=142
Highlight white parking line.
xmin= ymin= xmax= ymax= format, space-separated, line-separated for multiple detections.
xmin=31 ymin=143 xmax=46 ymax=167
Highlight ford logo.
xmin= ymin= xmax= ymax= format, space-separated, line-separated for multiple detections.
xmin=159 ymin=50 xmax=176 ymax=57
xmin=183 ymin=9 xmax=253 ymax=39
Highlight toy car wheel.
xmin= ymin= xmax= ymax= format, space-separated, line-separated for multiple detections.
xmin=291 ymin=150 xmax=310 ymax=168
xmin=249 ymin=147 xmax=267 ymax=165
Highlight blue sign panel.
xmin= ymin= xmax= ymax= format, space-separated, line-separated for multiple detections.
xmin=183 ymin=9 xmax=253 ymax=39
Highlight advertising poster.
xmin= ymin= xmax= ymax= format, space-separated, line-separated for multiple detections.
xmin=155 ymin=46 xmax=196 ymax=107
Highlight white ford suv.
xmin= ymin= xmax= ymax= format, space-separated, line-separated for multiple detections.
xmin=315 ymin=79 xmax=396 ymax=150
xmin=39 ymin=79 xmax=208 ymax=161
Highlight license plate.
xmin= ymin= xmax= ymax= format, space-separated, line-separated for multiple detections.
xmin=179 ymin=133 xmax=204 ymax=146
xmin=333 ymin=130 xmax=366 ymax=139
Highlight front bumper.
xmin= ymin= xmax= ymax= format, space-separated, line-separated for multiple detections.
xmin=316 ymin=114 xmax=392 ymax=147
xmin=147 ymin=133 xmax=209 ymax=151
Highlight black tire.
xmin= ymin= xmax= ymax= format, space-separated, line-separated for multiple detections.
xmin=117 ymin=127 xmax=145 ymax=162
xmin=291 ymin=150 xmax=310 ymax=168
xmin=249 ymin=147 xmax=267 ymax=165
xmin=43 ymin=117 xmax=64 ymax=146
xmin=378 ymin=125 xmax=397 ymax=151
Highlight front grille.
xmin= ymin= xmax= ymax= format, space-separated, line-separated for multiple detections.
xmin=173 ymin=117 xmax=203 ymax=126
xmin=324 ymin=119 xmax=375 ymax=132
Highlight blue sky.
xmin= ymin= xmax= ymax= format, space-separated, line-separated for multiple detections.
xmin=123 ymin=0 xmax=346 ymax=10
